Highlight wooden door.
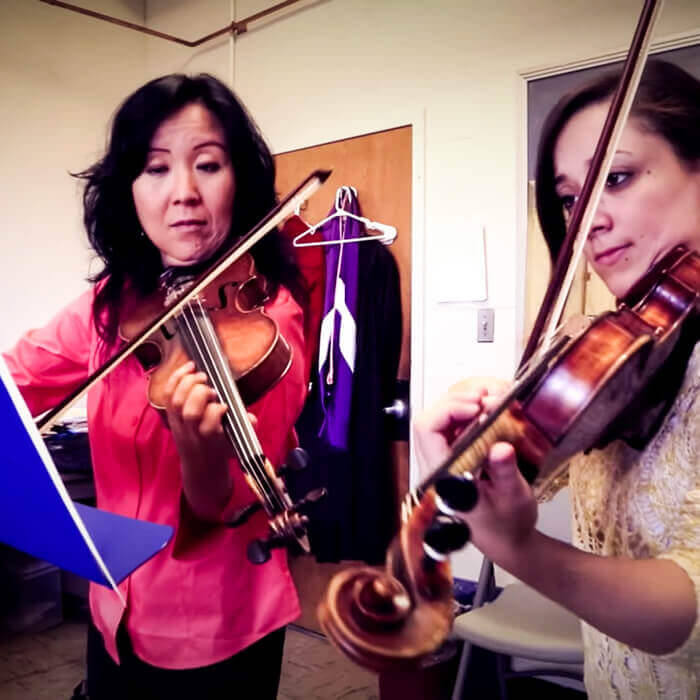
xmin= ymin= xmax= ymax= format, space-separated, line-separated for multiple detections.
xmin=274 ymin=126 xmax=412 ymax=632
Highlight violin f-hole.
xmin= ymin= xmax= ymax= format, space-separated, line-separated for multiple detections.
xmin=134 ymin=340 xmax=163 ymax=371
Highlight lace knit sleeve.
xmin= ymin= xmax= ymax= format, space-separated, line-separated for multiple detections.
xmin=657 ymin=343 xmax=700 ymax=666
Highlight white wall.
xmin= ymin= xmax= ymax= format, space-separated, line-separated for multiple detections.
xmin=142 ymin=0 xmax=232 ymax=81
xmin=0 ymin=0 xmax=148 ymax=349
xmin=4 ymin=0 xmax=700 ymax=580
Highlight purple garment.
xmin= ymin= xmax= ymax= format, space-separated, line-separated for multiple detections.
xmin=316 ymin=189 xmax=362 ymax=448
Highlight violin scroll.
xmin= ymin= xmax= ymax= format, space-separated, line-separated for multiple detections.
xmin=318 ymin=488 xmax=470 ymax=671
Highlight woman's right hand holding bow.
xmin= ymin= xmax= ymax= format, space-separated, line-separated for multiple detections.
xmin=412 ymin=377 xmax=538 ymax=564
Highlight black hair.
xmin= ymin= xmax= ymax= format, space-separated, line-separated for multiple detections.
xmin=76 ymin=73 xmax=303 ymax=343
xmin=535 ymin=59 xmax=700 ymax=263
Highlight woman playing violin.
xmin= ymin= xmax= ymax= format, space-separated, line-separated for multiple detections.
xmin=3 ymin=74 xmax=308 ymax=699
xmin=414 ymin=59 xmax=699 ymax=697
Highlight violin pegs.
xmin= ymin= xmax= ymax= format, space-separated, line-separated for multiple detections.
xmin=294 ymin=487 xmax=327 ymax=514
xmin=283 ymin=447 xmax=310 ymax=473
xmin=247 ymin=529 xmax=300 ymax=565
xmin=423 ymin=515 xmax=470 ymax=562
xmin=246 ymin=537 xmax=272 ymax=565
xmin=434 ymin=474 xmax=479 ymax=515
xmin=225 ymin=501 xmax=263 ymax=528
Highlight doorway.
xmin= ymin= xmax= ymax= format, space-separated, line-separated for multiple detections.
xmin=274 ymin=125 xmax=412 ymax=632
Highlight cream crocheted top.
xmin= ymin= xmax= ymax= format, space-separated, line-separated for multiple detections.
xmin=564 ymin=342 xmax=699 ymax=699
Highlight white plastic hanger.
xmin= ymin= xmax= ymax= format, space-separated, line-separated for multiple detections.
xmin=292 ymin=185 xmax=397 ymax=248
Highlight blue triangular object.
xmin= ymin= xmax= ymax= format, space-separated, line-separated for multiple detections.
xmin=0 ymin=358 xmax=172 ymax=590
xmin=73 ymin=503 xmax=172 ymax=584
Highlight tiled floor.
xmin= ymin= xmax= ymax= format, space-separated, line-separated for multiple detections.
xmin=0 ymin=621 xmax=379 ymax=700
xmin=0 ymin=616 xmax=587 ymax=699
xmin=280 ymin=627 xmax=379 ymax=700
xmin=0 ymin=621 xmax=86 ymax=700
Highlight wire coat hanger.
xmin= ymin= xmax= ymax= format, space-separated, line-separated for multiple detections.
xmin=292 ymin=185 xmax=397 ymax=248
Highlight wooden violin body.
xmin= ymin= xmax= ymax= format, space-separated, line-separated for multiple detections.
xmin=121 ymin=252 xmax=325 ymax=563
xmin=319 ymin=247 xmax=699 ymax=671
xmin=517 ymin=246 xmax=699 ymax=496
xmin=120 ymin=253 xmax=291 ymax=408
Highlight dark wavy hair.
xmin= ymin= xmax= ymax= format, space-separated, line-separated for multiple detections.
xmin=535 ymin=59 xmax=700 ymax=264
xmin=76 ymin=73 xmax=303 ymax=343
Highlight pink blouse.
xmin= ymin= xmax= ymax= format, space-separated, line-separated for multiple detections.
xmin=4 ymin=284 xmax=306 ymax=669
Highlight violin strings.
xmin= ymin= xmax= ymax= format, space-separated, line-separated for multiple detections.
xmin=175 ymin=302 xmax=267 ymax=500
xmin=179 ymin=301 xmax=283 ymax=513
xmin=176 ymin=299 xmax=286 ymax=514
xmin=183 ymin=299 xmax=285 ymax=513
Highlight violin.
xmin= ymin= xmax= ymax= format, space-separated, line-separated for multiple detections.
xmin=318 ymin=245 xmax=699 ymax=671
xmin=36 ymin=169 xmax=332 ymax=562
xmin=317 ymin=0 xmax=696 ymax=671
xmin=120 ymin=252 xmax=326 ymax=563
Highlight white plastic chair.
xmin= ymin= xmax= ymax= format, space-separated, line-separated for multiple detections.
xmin=451 ymin=558 xmax=584 ymax=700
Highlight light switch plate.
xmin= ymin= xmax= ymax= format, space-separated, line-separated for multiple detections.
xmin=477 ymin=308 xmax=495 ymax=342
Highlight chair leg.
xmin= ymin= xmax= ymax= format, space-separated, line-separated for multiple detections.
xmin=495 ymin=653 xmax=509 ymax=700
xmin=451 ymin=557 xmax=502 ymax=699
xmin=473 ymin=558 xmax=497 ymax=607
xmin=451 ymin=640 xmax=473 ymax=700
xmin=451 ymin=644 xmax=508 ymax=700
